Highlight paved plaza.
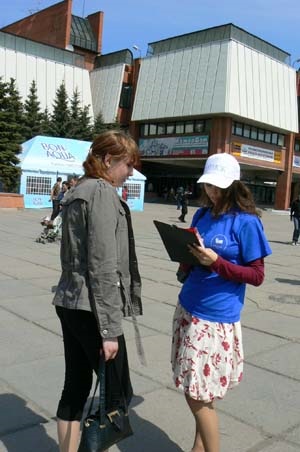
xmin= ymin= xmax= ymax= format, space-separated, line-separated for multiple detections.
xmin=0 ymin=202 xmax=300 ymax=451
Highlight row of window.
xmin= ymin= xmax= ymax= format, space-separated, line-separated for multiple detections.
xmin=232 ymin=122 xmax=285 ymax=147
xmin=140 ymin=119 xmax=211 ymax=137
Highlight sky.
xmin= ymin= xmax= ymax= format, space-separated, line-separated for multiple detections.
xmin=1 ymin=0 xmax=300 ymax=66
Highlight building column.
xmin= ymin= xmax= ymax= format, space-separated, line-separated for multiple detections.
xmin=209 ymin=117 xmax=232 ymax=154
xmin=274 ymin=133 xmax=295 ymax=210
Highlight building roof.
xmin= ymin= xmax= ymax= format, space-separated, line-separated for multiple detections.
xmin=147 ymin=23 xmax=290 ymax=64
xmin=70 ymin=15 xmax=97 ymax=52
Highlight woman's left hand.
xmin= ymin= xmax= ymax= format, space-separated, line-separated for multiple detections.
xmin=188 ymin=244 xmax=218 ymax=266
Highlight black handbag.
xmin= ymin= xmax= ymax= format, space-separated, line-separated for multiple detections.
xmin=78 ymin=358 xmax=133 ymax=452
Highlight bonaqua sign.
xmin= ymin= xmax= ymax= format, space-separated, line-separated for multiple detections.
xmin=41 ymin=143 xmax=76 ymax=162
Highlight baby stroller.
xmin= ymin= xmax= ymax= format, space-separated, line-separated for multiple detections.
xmin=36 ymin=214 xmax=62 ymax=244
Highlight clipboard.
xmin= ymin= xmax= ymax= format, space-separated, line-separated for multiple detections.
xmin=153 ymin=220 xmax=201 ymax=265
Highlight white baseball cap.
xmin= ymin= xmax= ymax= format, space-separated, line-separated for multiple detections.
xmin=197 ymin=153 xmax=240 ymax=189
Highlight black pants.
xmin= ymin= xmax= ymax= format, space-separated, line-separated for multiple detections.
xmin=292 ymin=217 xmax=300 ymax=243
xmin=55 ymin=306 xmax=133 ymax=421
xmin=51 ymin=200 xmax=60 ymax=221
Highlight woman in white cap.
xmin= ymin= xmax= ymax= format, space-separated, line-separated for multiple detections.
xmin=171 ymin=153 xmax=272 ymax=452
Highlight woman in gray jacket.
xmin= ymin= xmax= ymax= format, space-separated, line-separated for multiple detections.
xmin=53 ymin=131 xmax=142 ymax=452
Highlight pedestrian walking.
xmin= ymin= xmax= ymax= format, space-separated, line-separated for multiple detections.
xmin=171 ymin=153 xmax=272 ymax=452
xmin=50 ymin=177 xmax=62 ymax=220
xmin=290 ymin=194 xmax=300 ymax=245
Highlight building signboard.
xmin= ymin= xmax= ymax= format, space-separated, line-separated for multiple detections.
xmin=232 ymin=142 xmax=281 ymax=163
xmin=139 ymin=136 xmax=209 ymax=157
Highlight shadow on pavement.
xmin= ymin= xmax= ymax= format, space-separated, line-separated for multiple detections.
xmin=0 ymin=393 xmax=57 ymax=451
xmin=80 ymin=395 xmax=183 ymax=452
xmin=275 ymin=277 xmax=300 ymax=286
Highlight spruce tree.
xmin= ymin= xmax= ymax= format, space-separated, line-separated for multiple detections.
xmin=23 ymin=80 xmax=43 ymax=139
xmin=68 ymin=88 xmax=82 ymax=139
xmin=50 ymin=82 xmax=71 ymax=137
xmin=93 ymin=111 xmax=108 ymax=138
xmin=40 ymin=107 xmax=53 ymax=136
xmin=0 ymin=78 xmax=24 ymax=192
xmin=77 ymin=105 xmax=92 ymax=141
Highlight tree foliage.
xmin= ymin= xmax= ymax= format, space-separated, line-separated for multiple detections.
xmin=0 ymin=78 xmax=24 ymax=192
xmin=23 ymin=80 xmax=43 ymax=140
xmin=0 ymin=78 xmax=122 ymax=191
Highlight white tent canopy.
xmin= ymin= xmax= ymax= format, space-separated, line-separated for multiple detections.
xmin=19 ymin=135 xmax=146 ymax=210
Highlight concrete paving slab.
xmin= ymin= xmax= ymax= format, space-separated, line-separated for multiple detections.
xmin=243 ymin=310 xmax=300 ymax=340
xmin=135 ymin=298 xmax=175 ymax=335
xmin=1 ymin=355 xmax=64 ymax=417
xmin=0 ymin=309 xmax=62 ymax=367
xmin=222 ymin=363 xmax=300 ymax=436
xmin=0 ymin=280 xmax=48 ymax=301
xmin=0 ymin=294 xmax=56 ymax=322
xmin=242 ymin=326 xmax=289 ymax=359
xmin=247 ymin=342 xmax=300 ymax=380
xmin=126 ymin=334 xmax=174 ymax=387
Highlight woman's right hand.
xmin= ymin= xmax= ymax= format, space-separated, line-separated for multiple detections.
xmin=101 ymin=337 xmax=119 ymax=361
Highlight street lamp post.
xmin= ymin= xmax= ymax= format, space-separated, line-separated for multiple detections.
xmin=132 ymin=45 xmax=142 ymax=58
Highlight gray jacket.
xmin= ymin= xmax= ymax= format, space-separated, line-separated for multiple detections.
xmin=53 ymin=177 xmax=142 ymax=339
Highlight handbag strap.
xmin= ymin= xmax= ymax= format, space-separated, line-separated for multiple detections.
xmin=85 ymin=356 xmax=129 ymax=423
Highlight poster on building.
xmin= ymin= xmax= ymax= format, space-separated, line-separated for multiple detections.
xmin=293 ymin=154 xmax=300 ymax=168
xmin=139 ymin=136 xmax=209 ymax=157
xmin=232 ymin=143 xmax=281 ymax=164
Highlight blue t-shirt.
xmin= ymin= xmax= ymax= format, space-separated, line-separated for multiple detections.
xmin=179 ymin=208 xmax=272 ymax=323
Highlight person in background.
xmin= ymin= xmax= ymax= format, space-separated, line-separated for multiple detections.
xmin=178 ymin=188 xmax=191 ymax=223
xmin=176 ymin=186 xmax=184 ymax=210
xmin=290 ymin=194 xmax=300 ymax=245
xmin=53 ymin=131 xmax=143 ymax=452
xmin=122 ymin=184 xmax=129 ymax=201
xmin=57 ymin=181 xmax=70 ymax=205
xmin=68 ymin=175 xmax=79 ymax=188
xmin=171 ymin=153 xmax=272 ymax=452
xmin=50 ymin=177 xmax=62 ymax=220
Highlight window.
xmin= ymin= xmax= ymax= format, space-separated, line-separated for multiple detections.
xmin=195 ymin=120 xmax=204 ymax=133
xmin=231 ymin=121 xmax=285 ymax=147
xmin=295 ymin=140 xmax=300 ymax=152
xmin=119 ymin=84 xmax=132 ymax=109
xmin=235 ymin=123 xmax=243 ymax=136
xmin=265 ymin=131 xmax=271 ymax=143
xmin=185 ymin=121 xmax=194 ymax=133
xmin=166 ymin=123 xmax=175 ymax=134
xmin=243 ymin=125 xmax=250 ymax=138
xmin=250 ymin=127 xmax=258 ymax=140
xmin=258 ymin=129 xmax=265 ymax=141
xmin=278 ymin=134 xmax=284 ymax=146
xmin=175 ymin=122 xmax=184 ymax=134
xmin=26 ymin=176 xmax=52 ymax=195
xmin=149 ymin=124 xmax=157 ymax=135
xmin=157 ymin=123 xmax=166 ymax=135
xmin=140 ymin=124 xmax=149 ymax=136
xmin=126 ymin=183 xmax=141 ymax=199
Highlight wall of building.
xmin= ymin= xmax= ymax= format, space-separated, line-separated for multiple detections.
xmin=0 ymin=45 xmax=93 ymax=115
xmin=1 ymin=0 xmax=72 ymax=50
xmin=90 ymin=64 xmax=125 ymax=123
xmin=226 ymin=41 xmax=298 ymax=133
xmin=132 ymin=40 xmax=298 ymax=134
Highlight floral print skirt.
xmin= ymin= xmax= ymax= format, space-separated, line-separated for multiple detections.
xmin=171 ymin=303 xmax=244 ymax=402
